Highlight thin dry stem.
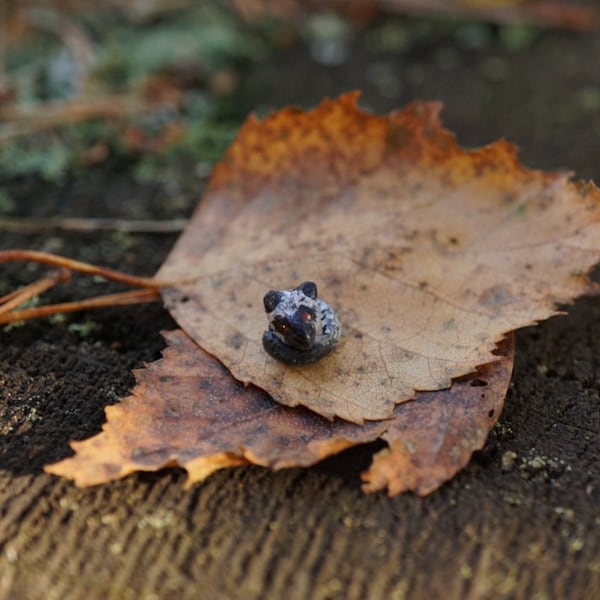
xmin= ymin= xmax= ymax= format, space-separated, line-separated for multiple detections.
xmin=0 ymin=288 xmax=161 ymax=325
xmin=0 ymin=269 xmax=70 ymax=314
xmin=0 ymin=95 xmax=146 ymax=144
xmin=0 ymin=216 xmax=187 ymax=234
xmin=0 ymin=250 xmax=167 ymax=289
xmin=0 ymin=250 xmax=172 ymax=325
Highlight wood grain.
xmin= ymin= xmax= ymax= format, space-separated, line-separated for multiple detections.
xmin=2 ymin=22 xmax=600 ymax=600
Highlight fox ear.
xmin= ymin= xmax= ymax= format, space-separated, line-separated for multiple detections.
xmin=298 ymin=281 xmax=317 ymax=299
xmin=263 ymin=290 xmax=283 ymax=313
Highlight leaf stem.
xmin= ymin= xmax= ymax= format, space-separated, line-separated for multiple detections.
xmin=0 ymin=250 xmax=169 ymax=325
xmin=0 ymin=249 xmax=166 ymax=289
xmin=0 ymin=216 xmax=187 ymax=234
xmin=0 ymin=288 xmax=161 ymax=325
xmin=0 ymin=269 xmax=70 ymax=314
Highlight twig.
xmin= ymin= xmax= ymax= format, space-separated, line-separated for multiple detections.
xmin=0 ymin=95 xmax=145 ymax=124
xmin=0 ymin=269 xmax=70 ymax=314
xmin=0 ymin=216 xmax=188 ymax=234
xmin=0 ymin=95 xmax=147 ymax=145
xmin=0 ymin=250 xmax=172 ymax=325
xmin=0 ymin=249 xmax=166 ymax=289
xmin=24 ymin=6 xmax=96 ymax=81
xmin=0 ymin=288 xmax=161 ymax=325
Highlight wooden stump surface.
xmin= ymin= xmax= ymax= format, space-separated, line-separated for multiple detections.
xmin=1 ymin=21 xmax=600 ymax=600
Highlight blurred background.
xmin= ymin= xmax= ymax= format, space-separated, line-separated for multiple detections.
xmin=1 ymin=0 xmax=599 ymax=213
xmin=1 ymin=6 xmax=599 ymax=599
xmin=0 ymin=0 xmax=600 ymax=250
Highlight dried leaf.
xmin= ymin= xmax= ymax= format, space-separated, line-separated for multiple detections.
xmin=362 ymin=335 xmax=514 ymax=496
xmin=46 ymin=330 xmax=513 ymax=494
xmin=158 ymin=93 xmax=600 ymax=423
xmin=45 ymin=330 xmax=388 ymax=487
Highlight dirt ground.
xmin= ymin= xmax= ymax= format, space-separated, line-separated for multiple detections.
xmin=1 ymin=12 xmax=599 ymax=600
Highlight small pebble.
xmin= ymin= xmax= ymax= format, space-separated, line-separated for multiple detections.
xmin=501 ymin=450 xmax=518 ymax=472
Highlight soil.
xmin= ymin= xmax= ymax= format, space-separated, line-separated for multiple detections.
xmin=1 ymin=15 xmax=599 ymax=600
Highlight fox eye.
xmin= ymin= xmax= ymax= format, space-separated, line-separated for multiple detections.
xmin=273 ymin=317 xmax=289 ymax=334
xmin=299 ymin=308 xmax=315 ymax=323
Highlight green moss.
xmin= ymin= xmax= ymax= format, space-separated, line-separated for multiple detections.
xmin=499 ymin=24 xmax=540 ymax=52
xmin=1 ymin=2 xmax=270 ymax=181
xmin=67 ymin=320 xmax=101 ymax=338
xmin=0 ymin=190 xmax=16 ymax=213
xmin=0 ymin=138 xmax=72 ymax=181
xmin=89 ymin=5 xmax=268 ymax=89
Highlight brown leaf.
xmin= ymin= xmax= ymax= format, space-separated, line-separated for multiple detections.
xmin=45 ymin=329 xmax=388 ymax=487
xmin=362 ymin=334 xmax=515 ymax=496
xmin=158 ymin=93 xmax=600 ymax=423
xmin=46 ymin=330 xmax=513 ymax=494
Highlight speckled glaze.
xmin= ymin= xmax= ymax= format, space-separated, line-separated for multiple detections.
xmin=262 ymin=281 xmax=340 ymax=365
